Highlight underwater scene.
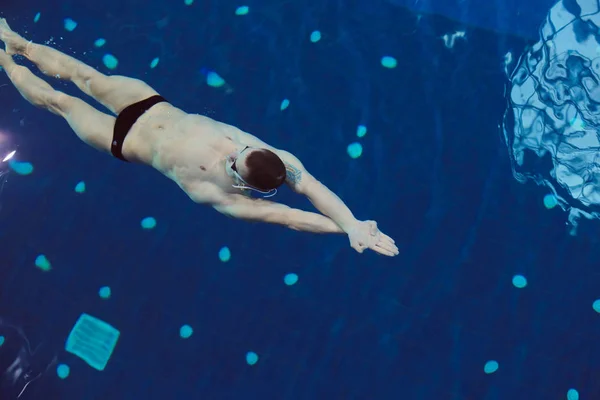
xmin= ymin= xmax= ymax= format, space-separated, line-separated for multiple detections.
xmin=1 ymin=0 xmax=600 ymax=398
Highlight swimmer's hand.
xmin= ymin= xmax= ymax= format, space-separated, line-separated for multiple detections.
xmin=347 ymin=220 xmax=398 ymax=257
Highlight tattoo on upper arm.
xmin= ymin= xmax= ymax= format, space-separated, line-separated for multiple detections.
xmin=285 ymin=163 xmax=302 ymax=185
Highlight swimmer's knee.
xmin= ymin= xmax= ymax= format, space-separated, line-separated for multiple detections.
xmin=47 ymin=91 xmax=75 ymax=116
xmin=73 ymin=65 xmax=105 ymax=93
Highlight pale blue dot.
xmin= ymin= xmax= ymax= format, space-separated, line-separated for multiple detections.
xmin=593 ymin=299 xmax=600 ymax=313
xmin=33 ymin=12 xmax=41 ymax=23
xmin=56 ymin=364 xmax=70 ymax=379
xmin=512 ymin=275 xmax=527 ymax=289
xmin=98 ymin=286 xmax=111 ymax=299
xmin=74 ymin=181 xmax=86 ymax=193
xmin=483 ymin=360 xmax=498 ymax=374
xmin=357 ymin=125 xmax=367 ymax=137
xmin=246 ymin=351 xmax=258 ymax=365
xmin=150 ymin=57 xmax=160 ymax=69
xmin=219 ymin=246 xmax=231 ymax=262
xmin=206 ymin=71 xmax=225 ymax=88
xmin=235 ymin=6 xmax=250 ymax=15
xmin=284 ymin=273 xmax=298 ymax=286
xmin=180 ymin=324 xmax=193 ymax=339
xmin=543 ymin=194 xmax=558 ymax=209
xmin=8 ymin=160 xmax=34 ymax=175
xmin=310 ymin=30 xmax=321 ymax=43
xmin=141 ymin=217 xmax=157 ymax=229
xmin=0 ymin=336 xmax=4 ymax=346
xmin=347 ymin=142 xmax=363 ymax=159
xmin=184 ymin=0 xmax=194 ymax=5
xmin=94 ymin=38 xmax=106 ymax=48
xmin=102 ymin=54 xmax=118 ymax=70
xmin=280 ymin=99 xmax=290 ymax=110
xmin=567 ymin=388 xmax=579 ymax=400
xmin=35 ymin=254 xmax=51 ymax=271
xmin=381 ymin=56 xmax=397 ymax=68
xmin=63 ymin=18 xmax=77 ymax=32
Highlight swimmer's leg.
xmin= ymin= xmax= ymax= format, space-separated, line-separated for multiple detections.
xmin=0 ymin=49 xmax=115 ymax=153
xmin=0 ymin=18 xmax=158 ymax=115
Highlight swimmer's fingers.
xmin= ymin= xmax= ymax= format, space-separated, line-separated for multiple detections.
xmin=380 ymin=233 xmax=395 ymax=244
xmin=372 ymin=243 xmax=398 ymax=257
xmin=375 ymin=231 xmax=397 ymax=251
xmin=371 ymin=236 xmax=399 ymax=256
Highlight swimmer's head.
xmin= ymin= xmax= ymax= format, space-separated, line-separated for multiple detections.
xmin=229 ymin=146 xmax=286 ymax=193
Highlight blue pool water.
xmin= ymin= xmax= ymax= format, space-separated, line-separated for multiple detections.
xmin=1 ymin=0 xmax=600 ymax=399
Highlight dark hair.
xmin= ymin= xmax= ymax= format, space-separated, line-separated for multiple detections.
xmin=243 ymin=149 xmax=286 ymax=191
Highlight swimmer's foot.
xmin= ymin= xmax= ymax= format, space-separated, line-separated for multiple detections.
xmin=0 ymin=18 xmax=29 ymax=56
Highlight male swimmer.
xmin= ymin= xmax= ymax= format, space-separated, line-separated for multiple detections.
xmin=0 ymin=18 xmax=398 ymax=256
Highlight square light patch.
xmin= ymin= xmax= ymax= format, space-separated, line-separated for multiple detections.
xmin=65 ymin=313 xmax=120 ymax=371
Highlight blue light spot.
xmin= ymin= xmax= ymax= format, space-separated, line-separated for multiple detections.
xmin=180 ymin=324 xmax=193 ymax=339
xmin=184 ymin=0 xmax=194 ymax=5
xmin=543 ymin=194 xmax=558 ymax=209
xmin=56 ymin=364 xmax=70 ymax=379
xmin=235 ymin=6 xmax=250 ymax=15
xmin=512 ymin=275 xmax=527 ymax=289
xmin=74 ymin=181 xmax=86 ymax=193
xmin=35 ymin=254 xmax=51 ymax=271
xmin=94 ymin=38 xmax=106 ymax=48
xmin=310 ymin=30 xmax=321 ymax=43
xmin=219 ymin=246 xmax=231 ymax=262
xmin=98 ymin=286 xmax=111 ymax=299
xmin=347 ymin=142 xmax=363 ymax=159
xmin=63 ymin=18 xmax=78 ymax=32
xmin=284 ymin=273 xmax=298 ymax=286
xmin=141 ymin=217 xmax=157 ymax=229
xmin=150 ymin=57 xmax=159 ymax=69
xmin=33 ymin=13 xmax=41 ymax=23
xmin=206 ymin=71 xmax=225 ymax=88
xmin=280 ymin=99 xmax=290 ymax=110
xmin=357 ymin=125 xmax=367 ymax=137
xmin=381 ymin=56 xmax=397 ymax=68
xmin=484 ymin=360 xmax=499 ymax=374
xmin=246 ymin=351 xmax=258 ymax=365
xmin=102 ymin=54 xmax=118 ymax=70
xmin=593 ymin=299 xmax=600 ymax=313
xmin=567 ymin=388 xmax=579 ymax=400
xmin=0 ymin=336 xmax=4 ymax=346
xmin=8 ymin=160 xmax=34 ymax=175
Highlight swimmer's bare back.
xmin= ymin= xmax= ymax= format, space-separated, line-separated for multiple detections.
xmin=0 ymin=18 xmax=398 ymax=256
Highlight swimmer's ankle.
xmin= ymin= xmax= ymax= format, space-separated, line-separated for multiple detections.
xmin=3 ymin=32 xmax=29 ymax=57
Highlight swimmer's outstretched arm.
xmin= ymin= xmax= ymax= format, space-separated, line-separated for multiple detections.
xmin=276 ymin=151 xmax=399 ymax=256
xmin=213 ymin=195 xmax=345 ymax=234
xmin=185 ymin=181 xmax=341 ymax=233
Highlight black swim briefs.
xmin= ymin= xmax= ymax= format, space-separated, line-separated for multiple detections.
xmin=110 ymin=95 xmax=167 ymax=162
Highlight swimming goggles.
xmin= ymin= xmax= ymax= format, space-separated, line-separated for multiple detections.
xmin=231 ymin=146 xmax=277 ymax=198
